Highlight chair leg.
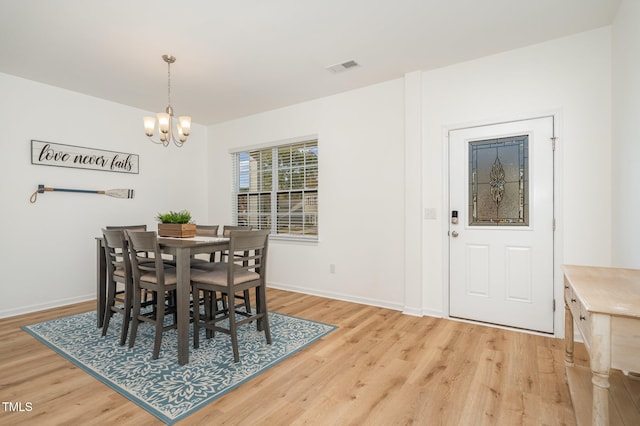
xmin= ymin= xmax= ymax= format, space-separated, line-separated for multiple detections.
xmin=255 ymin=286 xmax=263 ymax=331
xmin=101 ymin=279 xmax=116 ymax=337
xmin=193 ymin=287 xmax=201 ymax=348
xmin=153 ymin=291 xmax=164 ymax=360
xmin=258 ymin=284 xmax=271 ymax=344
xmin=227 ymin=292 xmax=240 ymax=363
xmin=128 ymin=287 xmax=142 ymax=349
xmin=119 ymin=281 xmax=133 ymax=346
xmin=204 ymin=290 xmax=214 ymax=339
xmin=213 ymin=291 xmax=225 ymax=318
xmin=242 ymin=289 xmax=251 ymax=313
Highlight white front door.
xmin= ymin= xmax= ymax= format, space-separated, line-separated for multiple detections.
xmin=448 ymin=117 xmax=555 ymax=333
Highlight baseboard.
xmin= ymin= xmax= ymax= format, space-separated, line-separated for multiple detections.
xmin=267 ymin=281 xmax=405 ymax=312
xmin=421 ymin=308 xmax=444 ymax=318
xmin=0 ymin=294 xmax=95 ymax=319
xmin=2 ymin=286 xmax=441 ymax=321
xmin=402 ymin=307 xmax=423 ymax=317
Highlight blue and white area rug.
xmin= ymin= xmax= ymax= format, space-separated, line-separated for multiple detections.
xmin=23 ymin=310 xmax=336 ymax=424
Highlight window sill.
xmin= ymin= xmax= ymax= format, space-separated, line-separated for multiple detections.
xmin=269 ymin=235 xmax=319 ymax=245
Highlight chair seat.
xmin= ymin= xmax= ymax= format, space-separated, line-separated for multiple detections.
xmin=191 ymin=264 xmax=259 ymax=286
xmin=189 ymin=258 xmax=211 ymax=266
xmin=190 ymin=261 xmax=226 ymax=271
xmin=139 ymin=267 xmax=177 ymax=285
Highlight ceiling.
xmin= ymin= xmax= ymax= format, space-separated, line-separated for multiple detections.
xmin=0 ymin=0 xmax=620 ymax=125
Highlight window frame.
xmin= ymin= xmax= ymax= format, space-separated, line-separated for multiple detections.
xmin=231 ymin=135 xmax=318 ymax=241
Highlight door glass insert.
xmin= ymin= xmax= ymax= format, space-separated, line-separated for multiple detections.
xmin=469 ymin=135 xmax=529 ymax=226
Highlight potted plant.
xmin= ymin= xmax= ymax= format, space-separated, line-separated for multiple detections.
xmin=156 ymin=210 xmax=196 ymax=238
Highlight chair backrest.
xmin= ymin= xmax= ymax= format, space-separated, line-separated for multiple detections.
xmin=220 ymin=226 xmax=254 ymax=262
xmin=125 ymin=230 xmax=168 ymax=288
xmin=102 ymin=228 xmax=132 ymax=282
xmin=107 ymin=225 xmax=149 ymax=258
xmin=196 ymin=225 xmax=219 ymax=237
xmin=227 ymin=229 xmax=270 ymax=281
xmin=222 ymin=225 xmax=252 ymax=237
xmin=106 ymin=225 xmax=147 ymax=231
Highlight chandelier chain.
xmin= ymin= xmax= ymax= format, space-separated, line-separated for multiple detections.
xmin=167 ymin=60 xmax=172 ymax=108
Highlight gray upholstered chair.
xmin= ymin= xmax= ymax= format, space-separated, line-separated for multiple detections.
xmin=188 ymin=225 xmax=220 ymax=267
xmin=106 ymin=225 xmax=147 ymax=231
xmin=196 ymin=224 xmax=219 ymax=237
xmin=101 ymin=228 xmax=134 ymax=345
xmin=125 ymin=230 xmax=178 ymax=360
xmin=105 ymin=225 xmax=153 ymax=306
xmin=190 ymin=229 xmax=271 ymax=362
xmin=192 ymin=225 xmax=253 ymax=312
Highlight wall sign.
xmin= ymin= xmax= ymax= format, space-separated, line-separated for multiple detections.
xmin=31 ymin=140 xmax=139 ymax=174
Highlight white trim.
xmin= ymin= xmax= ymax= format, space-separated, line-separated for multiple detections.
xmin=402 ymin=307 xmax=424 ymax=317
xmin=228 ymin=134 xmax=319 ymax=154
xmin=422 ymin=308 xmax=444 ymax=318
xmin=269 ymin=235 xmax=319 ymax=244
xmin=267 ymin=281 xmax=404 ymax=312
xmin=0 ymin=293 xmax=94 ymax=319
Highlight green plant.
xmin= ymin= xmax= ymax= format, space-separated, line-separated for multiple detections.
xmin=156 ymin=210 xmax=192 ymax=224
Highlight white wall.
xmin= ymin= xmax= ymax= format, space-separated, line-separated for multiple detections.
xmin=418 ymin=27 xmax=613 ymax=328
xmin=0 ymin=73 xmax=209 ymax=317
xmin=206 ymin=28 xmax=614 ymax=330
xmin=207 ymin=80 xmax=406 ymax=310
xmin=612 ymin=0 xmax=640 ymax=268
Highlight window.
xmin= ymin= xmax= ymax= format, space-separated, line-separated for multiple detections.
xmin=468 ymin=135 xmax=529 ymax=226
xmin=233 ymin=138 xmax=318 ymax=239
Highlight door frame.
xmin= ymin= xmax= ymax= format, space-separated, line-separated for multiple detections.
xmin=441 ymin=110 xmax=565 ymax=337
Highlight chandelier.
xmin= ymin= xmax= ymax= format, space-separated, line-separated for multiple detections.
xmin=143 ymin=54 xmax=191 ymax=147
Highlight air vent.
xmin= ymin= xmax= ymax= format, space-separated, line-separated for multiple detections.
xmin=326 ymin=60 xmax=360 ymax=73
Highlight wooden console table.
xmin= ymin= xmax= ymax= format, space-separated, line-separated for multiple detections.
xmin=563 ymin=265 xmax=640 ymax=425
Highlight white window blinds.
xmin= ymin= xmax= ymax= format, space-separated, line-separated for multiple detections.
xmin=232 ymin=138 xmax=318 ymax=239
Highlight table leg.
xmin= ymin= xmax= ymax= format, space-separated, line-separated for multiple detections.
xmin=96 ymin=238 xmax=106 ymax=328
xmin=564 ymin=299 xmax=575 ymax=367
xmin=591 ymin=313 xmax=611 ymax=426
xmin=175 ymin=247 xmax=190 ymax=365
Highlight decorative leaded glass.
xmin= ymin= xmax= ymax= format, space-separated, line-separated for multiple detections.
xmin=469 ymin=135 xmax=529 ymax=226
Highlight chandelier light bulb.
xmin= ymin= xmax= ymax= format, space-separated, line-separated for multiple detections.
xmin=143 ymin=116 xmax=156 ymax=137
xmin=178 ymin=126 xmax=187 ymax=143
xmin=179 ymin=116 xmax=191 ymax=136
xmin=157 ymin=113 xmax=170 ymax=134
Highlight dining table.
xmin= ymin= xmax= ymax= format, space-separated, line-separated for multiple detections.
xmin=96 ymin=234 xmax=229 ymax=365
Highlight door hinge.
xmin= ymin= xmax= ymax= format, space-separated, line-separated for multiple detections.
xmin=553 ymin=299 xmax=556 ymax=312
xmin=553 ymin=218 xmax=556 ymax=232
xmin=551 ymin=136 xmax=557 ymax=151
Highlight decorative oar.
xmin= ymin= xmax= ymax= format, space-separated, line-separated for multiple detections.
xmin=30 ymin=184 xmax=135 ymax=203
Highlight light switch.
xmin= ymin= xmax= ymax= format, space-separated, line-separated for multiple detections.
xmin=424 ymin=208 xmax=437 ymax=220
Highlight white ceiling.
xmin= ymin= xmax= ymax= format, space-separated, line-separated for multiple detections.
xmin=0 ymin=0 xmax=620 ymax=125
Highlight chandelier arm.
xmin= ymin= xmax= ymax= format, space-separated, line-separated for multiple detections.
xmin=168 ymin=118 xmax=185 ymax=147
xmin=147 ymin=135 xmax=170 ymax=147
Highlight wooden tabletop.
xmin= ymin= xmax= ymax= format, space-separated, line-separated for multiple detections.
xmin=158 ymin=236 xmax=229 ymax=247
xmin=562 ymin=264 xmax=640 ymax=318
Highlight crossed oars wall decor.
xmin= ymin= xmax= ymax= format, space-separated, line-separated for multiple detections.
xmin=30 ymin=184 xmax=135 ymax=203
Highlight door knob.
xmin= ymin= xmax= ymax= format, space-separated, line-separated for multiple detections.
xmin=451 ymin=231 xmax=459 ymax=238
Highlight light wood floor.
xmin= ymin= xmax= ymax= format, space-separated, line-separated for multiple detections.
xmin=0 ymin=288 xmax=589 ymax=425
